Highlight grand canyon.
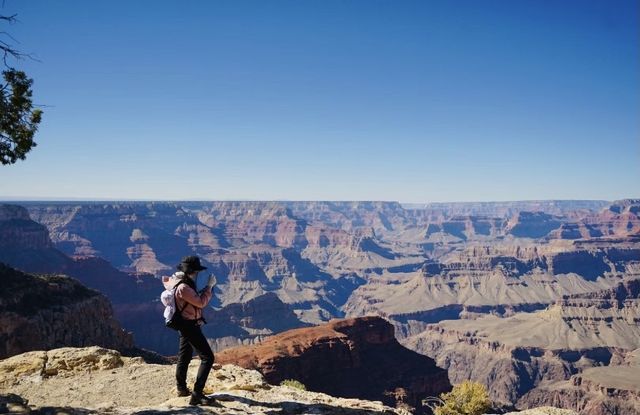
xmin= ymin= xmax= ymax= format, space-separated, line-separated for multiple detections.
xmin=1 ymin=199 xmax=639 ymax=414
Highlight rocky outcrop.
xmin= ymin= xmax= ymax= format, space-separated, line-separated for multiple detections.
xmin=216 ymin=316 xmax=451 ymax=413
xmin=0 ymin=205 xmax=53 ymax=250
xmin=0 ymin=264 xmax=133 ymax=359
xmin=0 ymin=204 xmax=71 ymax=271
xmin=0 ymin=346 xmax=411 ymax=414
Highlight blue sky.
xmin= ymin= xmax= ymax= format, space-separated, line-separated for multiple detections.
xmin=1 ymin=0 xmax=638 ymax=202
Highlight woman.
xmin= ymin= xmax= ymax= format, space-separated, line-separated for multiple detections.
xmin=173 ymin=255 xmax=217 ymax=406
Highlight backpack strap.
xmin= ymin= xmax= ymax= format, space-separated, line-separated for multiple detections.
xmin=173 ymin=280 xmax=188 ymax=316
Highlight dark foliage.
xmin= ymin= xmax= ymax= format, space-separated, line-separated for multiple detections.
xmin=1 ymin=13 xmax=43 ymax=165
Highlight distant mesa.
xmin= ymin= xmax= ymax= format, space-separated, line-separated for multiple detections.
xmin=506 ymin=211 xmax=563 ymax=238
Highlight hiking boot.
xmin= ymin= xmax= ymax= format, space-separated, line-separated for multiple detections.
xmin=189 ymin=392 xmax=221 ymax=406
xmin=176 ymin=385 xmax=191 ymax=397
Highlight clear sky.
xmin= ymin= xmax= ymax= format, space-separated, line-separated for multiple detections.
xmin=1 ymin=0 xmax=638 ymax=202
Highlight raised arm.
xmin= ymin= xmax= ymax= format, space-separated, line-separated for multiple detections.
xmin=176 ymin=284 xmax=213 ymax=309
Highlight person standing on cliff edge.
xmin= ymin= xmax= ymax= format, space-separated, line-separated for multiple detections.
xmin=173 ymin=255 xmax=218 ymax=406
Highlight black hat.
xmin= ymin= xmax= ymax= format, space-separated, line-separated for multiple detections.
xmin=177 ymin=255 xmax=207 ymax=273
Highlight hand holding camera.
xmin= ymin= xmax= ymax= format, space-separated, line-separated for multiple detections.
xmin=207 ymin=274 xmax=217 ymax=288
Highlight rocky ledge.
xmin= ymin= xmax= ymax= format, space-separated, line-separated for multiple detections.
xmin=0 ymin=347 xmax=577 ymax=415
xmin=0 ymin=346 xmax=410 ymax=415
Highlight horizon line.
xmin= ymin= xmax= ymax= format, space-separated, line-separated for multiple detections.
xmin=0 ymin=197 xmax=629 ymax=204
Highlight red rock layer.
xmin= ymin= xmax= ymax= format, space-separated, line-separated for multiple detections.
xmin=216 ymin=316 xmax=451 ymax=413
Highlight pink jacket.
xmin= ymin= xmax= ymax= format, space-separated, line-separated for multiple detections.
xmin=175 ymin=282 xmax=213 ymax=321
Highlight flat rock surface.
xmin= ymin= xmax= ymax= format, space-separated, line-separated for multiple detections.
xmin=581 ymin=366 xmax=640 ymax=393
xmin=0 ymin=347 xmax=408 ymax=415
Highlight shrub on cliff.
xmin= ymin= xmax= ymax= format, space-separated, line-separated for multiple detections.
xmin=426 ymin=380 xmax=491 ymax=415
xmin=280 ymin=379 xmax=306 ymax=391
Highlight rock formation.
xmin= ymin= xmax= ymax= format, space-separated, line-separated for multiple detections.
xmin=0 ymin=264 xmax=133 ymax=359
xmin=505 ymin=211 xmax=563 ymax=238
xmin=519 ymin=364 xmax=640 ymax=415
xmin=402 ymin=279 xmax=640 ymax=412
xmin=0 ymin=346 xmax=412 ymax=415
xmin=205 ymin=292 xmax=309 ymax=351
xmin=215 ymin=316 xmax=451 ymax=413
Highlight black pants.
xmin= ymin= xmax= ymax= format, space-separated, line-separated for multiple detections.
xmin=176 ymin=320 xmax=214 ymax=394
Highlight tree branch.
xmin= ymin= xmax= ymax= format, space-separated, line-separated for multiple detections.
xmin=0 ymin=13 xmax=35 ymax=67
